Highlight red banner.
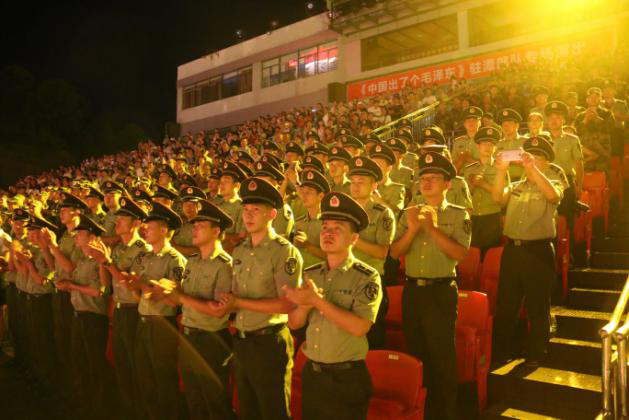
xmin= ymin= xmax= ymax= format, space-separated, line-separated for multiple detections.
xmin=347 ymin=35 xmax=602 ymax=101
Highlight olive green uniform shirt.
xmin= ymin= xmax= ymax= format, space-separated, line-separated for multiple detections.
xmin=551 ymin=132 xmax=583 ymax=179
xmin=111 ymin=236 xmax=151 ymax=304
xmin=302 ymin=254 xmax=382 ymax=363
xmin=172 ymin=222 xmax=194 ymax=248
xmin=395 ymin=200 xmax=471 ymax=278
xmin=452 ymin=134 xmax=480 ymax=162
xmin=25 ymin=247 xmax=54 ymax=294
xmin=293 ymin=211 xmax=324 ymax=268
xmin=70 ymin=252 xmax=109 ymax=315
xmin=390 ymin=164 xmax=414 ymax=190
xmin=353 ymin=201 xmax=395 ymax=275
xmin=412 ymin=176 xmax=473 ymax=210
xmin=461 ymin=161 xmax=504 ymax=216
xmin=231 ymin=229 xmax=303 ymax=332
xmin=54 ymin=229 xmax=82 ymax=283
xmin=216 ymin=195 xmax=245 ymax=235
xmin=102 ymin=209 xmax=117 ymax=237
xmin=496 ymin=135 xmax=526 ymax=180
xmin=378 ymin=178 xmax=405 ymax=211
xmin=272 ymin=203 xmax=294 ymax=237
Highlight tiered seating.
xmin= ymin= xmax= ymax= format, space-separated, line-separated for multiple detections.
xmin=582 ymin=171 xmax=610 ymax=233
xmin=384 ymin=285 xmax=406 ymax=352
xmin=457 ymin=247 xmax=482 ymax=291
xmin=557 ymin=216 xmax=570 ymax=299
xmin=479 ymin=247 xmax=504 ymax=315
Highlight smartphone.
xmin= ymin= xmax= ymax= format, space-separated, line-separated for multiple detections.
xmin=501 ymin=149 xmax=523 ymax=162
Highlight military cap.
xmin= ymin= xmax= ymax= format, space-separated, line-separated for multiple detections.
xmin=302 ymin=155 xmax=325 ymax=173
xmin=306 ymin=130 xmax=320 ymax=141
xmin=387 ymin=137 xmax=407 ymax=154
xmin=396 ymin=118 xmax=413 ymax=129
xmin=178 ymin=173 xmax=198 ymax=188
xmin=528 ymin=111 xmax=544 ymax=120
xmin=189 ymin=199 xmax=234 ymax=231
xmin=132 ymin=189 xmax=153 ymax=204
xmin=209 ymin=167 xmax=222 ymax=180
xmin=320 ymin=192 xmax=369 ymax=232
xmin=348 ymin=156 xmax=383 ymax=182
xmin=474 ymin=126 xmax=502 ymax=144
xmin=300 ymin=170 xmax=330 ymax=194
xmin=328 ymin=146 xmax=352 ymax=163
xmin=12 ymin=208 xmax=30 ymax=221
xmin=260 ymin=153 xmax=284 ymax=171
xmin=335 ymin=127 xmax=354 ymax=139
xmin=254 ymin=160 xmax=285 ymax=183
xmin=221 ymin=160 xmax=247 ymax=183
xmin=363 ymin=133 xmax=381 ymax=145
xmin=144 ymin=201 xmax=182 ymax=230
xmin=533 ymin=86 xmax=550 ymax=96
xmin=497 ymin=108 xmax=523 ymax=124
xmin=341 ymin=135 xmax=365 ymax=150
xmin=545 ymin=101 xmax=569 ymax=117
xmin=262 ymin=140 xmax=280 ymax=152
xmin=59 ymin=193 xmax=88 ymax=210
xmin=102 ymin=181 xmax=126 ymax=194
xmin=524 ymin=136 xmax=555 ymax=161
xmin=461 ymin=106 xmax=484 ymax=120
xmin=566 ymin=91 xmax=578 ymax=100
xmin=180 ymin=186 xmax=206 ymax=202
xmin=418 ymin=152 xmax=457 ymax=180
xmin=137 ymin=177 xmax=152 ymax=186
xmin=115 ymin=197 xmax=148 ymax=220
xmin=369 ymin=143 xmax=396 ymax=165
xmin=396 ymin=128 xmax=414 ymax=143
xmin=419 ymin=144 xmax=449 ymax=154
xmin=174 ymin=154 xmax=187 ymax=162
xmin=26 ymin=214 xmax=58 ymax=231
xmin=587 ymin=86 xmax=603 ymax=96
xmin=239 ymin=177 xmax=284 ymax=209
xmin=236 ymin=151 xmax=255 ymax=164
xmin=86 ymin=187 xmax=104 ymax=200
xmin=305 ymin=142 xmax=329 ymax=156
xmin=285 ymin=141 xmax=305 ymax=157
xmin=159 ymin=165 xmax=178 ymax=180
xmin=75 ymin=215 xmax=106 ymax=236
xmin=153 ymin=185 xmax=178 ymax=201
xmin=235 ymin=161 xmax=254 ymax=178
xmin=420 ymin=126 xmax=446 ymax=145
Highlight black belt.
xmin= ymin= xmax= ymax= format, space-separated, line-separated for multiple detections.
xmin=26 ymin=293 xmax=51 ymax=300
xmin=139 ymin=314 xmax=176 ymax=323
xmin=114 ymin=302 xmax=138 ymax=309
xmin=406 ymin=276 xmax=456 ymax=287
xmin=183 ymin=326 xmax=228 ymax=336
xmin=507 ymin=238 xmax=552 ymax=246
xmin=235 ymin=324 xmax=286 ymax=339
xmin=310 ymin=359 xmax=365 ymax=373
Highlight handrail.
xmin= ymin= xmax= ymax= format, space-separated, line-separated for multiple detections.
xmin=371 ymin=101 xmax=440 ymax=136
xmin=600 ymin=275 xmax=629 ymax=419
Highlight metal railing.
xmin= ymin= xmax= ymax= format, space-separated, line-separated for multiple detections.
xmin=371 ymin=101 xmax=439 ymax=142
xmin=600 ymin=275 xmax=629 ymax=419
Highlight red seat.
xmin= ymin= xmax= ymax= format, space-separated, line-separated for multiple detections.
xmin=611 ymin=157 xmax=624 ymax=208
xmin=457 ymin=247 xmax=482 ymax=291
xmin=384 ymin=286 xmax=407 ymax=352
xmin=479 ymin=247 xmax=504 ymax=315
xmin=366 ymin=350 xmax=426 ymax=420
xmin=574 ymin=191 xmax=593 ymax=263
xmin=455 ymin=291 xmax=492 ymax=412
xmin=582 ymin=171 xmax=610 ymax=233
xmin=556 ymin=216 xmax=570 ymax=300
xmin=290 ymin=343 xmax=308 ymax=420
xmin=105 ymin=296 xmax=114 ymax=367
xmin=623 ymin=143 xmax=629 ymax=180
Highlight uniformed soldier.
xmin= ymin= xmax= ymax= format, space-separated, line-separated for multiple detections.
xmin=218 ymin=177 xmax=303 ymax=420
xmin=452 ymin=106 xmax=483 ymax=171
xmin=327 ymin=146 xmax=352 ymax=195
xmin=386 ymin=137 xmax=414 ymax=192
xmin=293 ymin=169 xmax=329 ymax=268
xmin=56 ymin=215 xmax=113 ymax=418
xmin=207 ymin=167 xmax=222 ymax=202
xmin=101 ymin=180 xmax=125 ymax=246
xmin=285 ymin=141 xmax=305 ymax=164
xmin=85 ymin=186 xmax=107 ymax=226
xmin=492 ymin=138 xmax=564 ymax=367
xmin=370 ymin=142 xmax=406 ymax=212
xmin=216 ymin=161 xmax=247 ymax=252
xmin=151 ymin=199 xmax=237 ymax=420
xmin=253 ymin=160 xmax=295 ymax=238
xmin=284 ymin=191 xmax=382 ymax=420
xmin=88 ymin=197 xmax=150 ymax=420
xmin=496 ymin=108 xmax=526 ymax=181
xmin=348 ymin=156 xmax=394 ymax=348
xmin=391 ymin=151 xmax=471 ymax=420
xmin=397 ymin=128 xmax=420 ymax=169
xmin=173 ymin=185 xmax=205 ymax=256
xmin=157 ymin=165 xmax=178 ymax=190
xmin=461 ymin=126 xmax=505 ymax=254
xmin=129 ymin=202 xmax=187 ymax=420
xmin=341 ymin=135 xmax=366 ymax=157
xmin=153 ymin=184 xmax=178 ymax=208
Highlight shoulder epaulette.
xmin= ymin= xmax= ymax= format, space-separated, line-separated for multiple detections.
xmin=134 ymin=240 xmax=145 ymax=248
xmin=274 ymin=236 xmax=290 ymax=246
xmin=455 ymin=175 xmax=465 ymax=181
xmin=373 ymin=203 xmax=386 ymax=212
xmin=216 ymin=253 xmax=231 ymax=263
xmin=295 ymin=215 xmax=307 ymax=222
xmin=189 ymin=253 xmax=199 ymax=258
xmin=352 ymin=262 xmax=376 ymax=276
xmin=447 ymin=203 xmax=466 ymax=211
xmin=304 ymin=263 xmax=323 ymax=272
xmin=463 ymin=162 xmax=481 ymax=170
xmin=453 ymin=135 xmax=467 ymax=142
xmin=549 ymin=163 xmax=565 ymax=173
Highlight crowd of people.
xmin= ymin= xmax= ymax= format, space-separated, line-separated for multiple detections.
xmin=0 ymin=50 xmax=627 ymax=420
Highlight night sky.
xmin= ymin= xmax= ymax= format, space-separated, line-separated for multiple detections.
xmin=0 ymin=0 xmax=327 ymax=139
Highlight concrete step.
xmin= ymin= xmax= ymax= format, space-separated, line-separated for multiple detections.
xmin=544 ymin=337 xmax=601 ymax=375
xmin=594 ymin=237 xmax=629 ymax=253
xmin=569 ymin=268 xmax=629 ymax=291
xmin=488 ymin=359 xmax=601 ymax=419
xmin=552 ymin=306 xmax=611 ymax=342
xmin=567 ymin=287 xmax=621 ymax=312
xmin=482 ymin=403 xmax=594 ymax=419
xmin=590 ymin=251 xmax=629 ymax=270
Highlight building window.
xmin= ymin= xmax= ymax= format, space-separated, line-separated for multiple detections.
xmin=262 ymin=58 xmax=280 ymax=88
xmin=280 ymin=52 xmax=298 ymax=83
xmin=361 ymin=15 xmax=458 ymax=72
xmin=298 ymin=46 xmax=318 ymax=78
xmin=181 ymin=65 xmax=252 ymax=110
xmin=317 ymin=41 xmax=338 ymax=74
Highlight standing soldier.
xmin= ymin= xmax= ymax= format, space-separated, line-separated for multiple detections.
xmin=492 ymin=137 xmax=564 ymax=368
xmin=391 ymin=151 xmax=471 ymax=420
xmin=452 ymin=106 xmax=483 ymax=171
xmin=216 ymin=161 xmax=247 ymax=252
xmin=496 ymin=108 xmax=525 ymax=181
xmin=370 ymin=143 xmax=406 ymax=212
xmin=101 ymin=181 xmax=124 ymax=245
xmin=293 ymin=169 xmax=329 ymax=268
xmin=253 ymin=160 xmax=294 ymax=238
xmin=88 ymin=197 xmax=150 ymax=419
xmin=327 ymin=146 xmax=352 ymax=195
xmin=173 ymin=185 xmax=205 ymax=256
xmin=219 ymin=177 xmax=303 ymax=420
xmin=284 ymin=192 xmax=382 ymax=420
xmin=386 ymin=137 xmax=414 ymax=192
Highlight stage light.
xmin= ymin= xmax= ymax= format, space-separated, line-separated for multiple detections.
xmin=235 ymin=29 xmax=244 ymax=40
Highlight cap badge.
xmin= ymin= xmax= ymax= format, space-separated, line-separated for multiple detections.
xmin=532 ymin=138 xmax=539 ymax=146
xmin=187 ymin=187 xmax=193 ymax=194
xmin=503 ymin=111 xmax=508 ymax=116
xmin=330 ymin=195 xmax=340 ymax=208
xmin=120 ymin=198 xmax=126 ymax=206
xmin=487 ymin=128 xmax=493 ymax=135
xmin=135 ymin=191 xmax=140 ymax=196
xmin=307 ymin=172 xmax=314 ymax=180
xmin=249 ymin=181 xmax=257 ymax=191
xmin=425 ymin=154 xmax=433 ymax=163
xmin=551 ymin=103 xmax=557 ymax=108
xmin=375 ymin=146 xmax=381 ymax=152
xmin=425 ymin=129 xmax=430 ymax=135
xmin=355 ymin=159 xmax=363 ymax=167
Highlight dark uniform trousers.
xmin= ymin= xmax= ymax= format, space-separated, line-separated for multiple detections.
xmin=471 ymin=212 xmax=503 ymax=257
xmin=5 ymin=284 xmax=23 ymax=364
xmin=134 ymin=315 xmax=182 ymax=420
xmin=14 ymin=289 xmax=30 ymax=367
xmin=112 ymin=305 xmax=141 ymax=419
xmin=493 ymin=240 xmax=555 ymax=361
xmin=301 ymin=359 xmax=372 ymax=420
xmin=71 ymin=311 xmax=113 ymax=418
xmin=51 ymin=290 xmax=75 ymax=388
xmin=179 ymin=327 xmax=236 ymax=420
xmin=366 ymin=284 xmax=388 ymax=350
xmin=233 ymin=325 xmax=294 ymax=420
xmin=402 ymin=280 xmax=458 ymax=420
xmin=25 ymin=293 xmax=57 ymax=389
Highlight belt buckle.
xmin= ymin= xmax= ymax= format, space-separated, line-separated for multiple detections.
xmin=416 ymin=279 xmax=428 ymax=286
xmin=183 ymin=327 xmax=190 ymax=335
xmin=311 ymin=362 xmax=322 ymax=373
xmin=140 ymin=316 xmax=146 ymax=323
xmin=116 ymin=302 xmax=121 ymax=309
xmin=237 ymin=330 xmax=246 ymax=339
xmin=514 ymin=239 xmax=522 ymax=246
